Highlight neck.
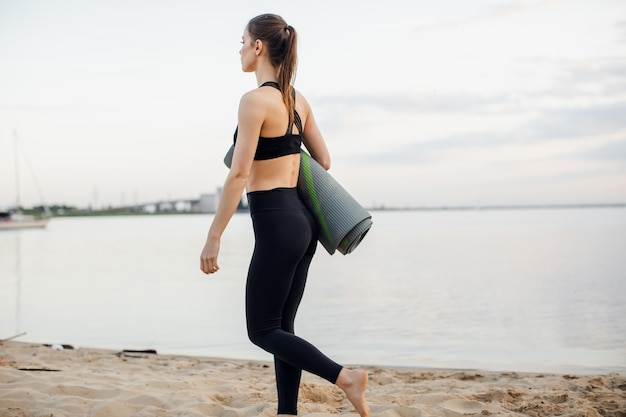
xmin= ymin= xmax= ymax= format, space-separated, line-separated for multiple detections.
xmin=255 ymin=62 xmax=279 ymax=87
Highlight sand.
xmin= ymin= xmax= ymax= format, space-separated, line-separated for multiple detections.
xmin=0 ymin=341 xmax=624 ymax=417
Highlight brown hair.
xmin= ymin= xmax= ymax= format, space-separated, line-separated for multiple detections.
xmin=247 ymin=14 xmax=298 ymax=126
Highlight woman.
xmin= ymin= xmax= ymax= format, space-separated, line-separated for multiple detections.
xmin=200 ymin=13 xmax=370 ymax=417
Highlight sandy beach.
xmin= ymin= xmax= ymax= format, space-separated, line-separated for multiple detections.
xmin=0 ymin=341 xmax=624 ymax=417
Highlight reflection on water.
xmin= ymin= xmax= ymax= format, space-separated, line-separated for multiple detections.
xmin=1 ymin=231 xmax=26 ymax=341
xmin=4 ymin=232 xmax=23 ymax=338
xmin=0 ymin=209 xmax=625 ymax=374
xmin=14 ymin=232 xmax=21 ymax=336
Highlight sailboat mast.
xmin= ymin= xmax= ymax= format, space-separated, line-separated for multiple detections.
xmin=0 ymin=131 xmax=50 ymax=228
xmin=14 ymin=130 xmax=21 ymax=210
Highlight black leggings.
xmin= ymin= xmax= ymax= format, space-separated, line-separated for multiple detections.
xmin=246 ymin=187 xmax=343 ymax=415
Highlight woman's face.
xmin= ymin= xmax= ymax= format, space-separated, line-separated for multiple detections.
xmin=240 ymin=30 xmax=256 ymax=72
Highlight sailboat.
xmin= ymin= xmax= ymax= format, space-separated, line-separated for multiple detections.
xmin=0 ymin=131 xmax=50 ymax=230
xmin=0 ymin=211 xmax=49 ymax=230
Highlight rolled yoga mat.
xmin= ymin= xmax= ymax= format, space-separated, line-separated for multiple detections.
xmin=224 ymin=146 xmax=372 ymax=255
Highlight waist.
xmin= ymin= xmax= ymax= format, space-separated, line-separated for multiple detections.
xmin=247 ymin=187 xmax=304 ymax=213
xmin=246 ymin=154 xmax=300 ymax=192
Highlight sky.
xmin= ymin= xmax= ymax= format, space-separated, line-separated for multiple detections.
xmin=1 ymin=0 xmax=625 ymax=209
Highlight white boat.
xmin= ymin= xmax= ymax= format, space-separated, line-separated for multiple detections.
xmin=0 ymin=131 xmax=51 ymax=231
xmin=0 ymin=211 xmax=49 ymax=230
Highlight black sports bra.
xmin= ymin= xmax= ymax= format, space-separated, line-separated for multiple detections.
xmin=233 ymin=81 xmax=303 ymax=160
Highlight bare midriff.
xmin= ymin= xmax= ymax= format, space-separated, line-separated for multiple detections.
xmin=246 ymin=153 xmax=301 ymax=192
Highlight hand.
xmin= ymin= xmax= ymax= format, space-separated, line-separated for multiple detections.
xmin=200 ymin=237 xmax=221 ymax=275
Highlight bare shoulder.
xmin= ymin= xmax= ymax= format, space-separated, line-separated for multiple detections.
xmin=294 ymin=89 xmax=312 ymax=116
xmin=239 ymin=89 xmax=274 ymax=121
xmin=243 ymin=86 xmax=283 ymax=111
xmin=239 ymin=88 xmax=267 ymax=107
xmin=294 ymin=89 xmax=310 ymax=106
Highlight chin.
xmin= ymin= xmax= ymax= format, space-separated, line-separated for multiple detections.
xmin=241 ymin=61 xmax=255 ymax=73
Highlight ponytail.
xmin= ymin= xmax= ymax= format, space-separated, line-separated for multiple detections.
xmin=247 ymin=14 xmax=298 ymax=126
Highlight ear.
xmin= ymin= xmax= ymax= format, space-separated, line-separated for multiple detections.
xmin=255 ymin=39 xmax=263 ymax=55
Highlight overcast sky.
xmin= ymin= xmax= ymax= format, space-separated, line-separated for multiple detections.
xmin=1 ymin=0 xmax=625 ymax=209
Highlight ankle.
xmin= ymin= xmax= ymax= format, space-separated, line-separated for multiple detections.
xmin=336 ymin=368 xmax=361 ymax=389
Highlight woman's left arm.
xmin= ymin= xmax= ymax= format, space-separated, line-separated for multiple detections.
xmin=298 ymin=92 xmax=331 ymax=170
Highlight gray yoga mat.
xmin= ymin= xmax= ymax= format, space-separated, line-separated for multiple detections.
xmin=224 ymin=146 xmax=372 ymax=255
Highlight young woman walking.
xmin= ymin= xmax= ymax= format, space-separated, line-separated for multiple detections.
xmin=200 ymin=14 xmax=369 ymax=417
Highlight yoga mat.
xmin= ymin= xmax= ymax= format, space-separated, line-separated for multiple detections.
xmin=224 ymin=146 xmax=372 ymax=255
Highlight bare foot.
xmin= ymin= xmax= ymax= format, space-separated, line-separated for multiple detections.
xmin=336 ymin=368 xmax=370 ymax=417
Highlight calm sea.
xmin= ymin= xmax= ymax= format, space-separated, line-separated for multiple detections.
xmin=1 ymin=209 xmax=624 ymax=375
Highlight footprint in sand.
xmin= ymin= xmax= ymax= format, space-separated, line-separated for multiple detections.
xmin=441 ymin=399 xmax=489 ymax=415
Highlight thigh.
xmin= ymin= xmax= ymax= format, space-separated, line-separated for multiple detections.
xmin=246 ymin=209 xmax=312 ymax=329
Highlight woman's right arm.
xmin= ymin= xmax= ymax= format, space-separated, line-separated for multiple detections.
xmin=200 ymin=91 xmax=265 ymax=275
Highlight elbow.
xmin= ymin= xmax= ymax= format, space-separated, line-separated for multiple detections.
xmin=317 ymin=156 xmax=331 ymax=171
xmin=227 ymin=167 xmax=249 ymax=185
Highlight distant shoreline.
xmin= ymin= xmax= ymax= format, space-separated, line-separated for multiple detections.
xmin=6 ymin=202 xmax=625 ymax=218
xmin=368 ymin=202 xmax=626 ymax=212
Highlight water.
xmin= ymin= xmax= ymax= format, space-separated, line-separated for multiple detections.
xmin=1 ymin=209 xmax=624 ymax=375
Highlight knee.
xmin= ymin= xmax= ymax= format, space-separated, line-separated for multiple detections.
xmin=247 ymin=326 xmax=266 ymax=349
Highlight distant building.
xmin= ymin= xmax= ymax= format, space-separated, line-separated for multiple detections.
xmin=198 ymin=187 xmax=247 ymax=214
xmin=199 ymin=193 xmax=218 ymax=213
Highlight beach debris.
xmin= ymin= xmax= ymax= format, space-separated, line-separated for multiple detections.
xmin=18 ymin=368 xmax=61 ymax=372
xmin=43 ymin=344 xmax=76 ymax=350
xmin=0 ymin=332 xmax=27 ymax=343
xmin=117 ymin=349 xmax=158 ymax=359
